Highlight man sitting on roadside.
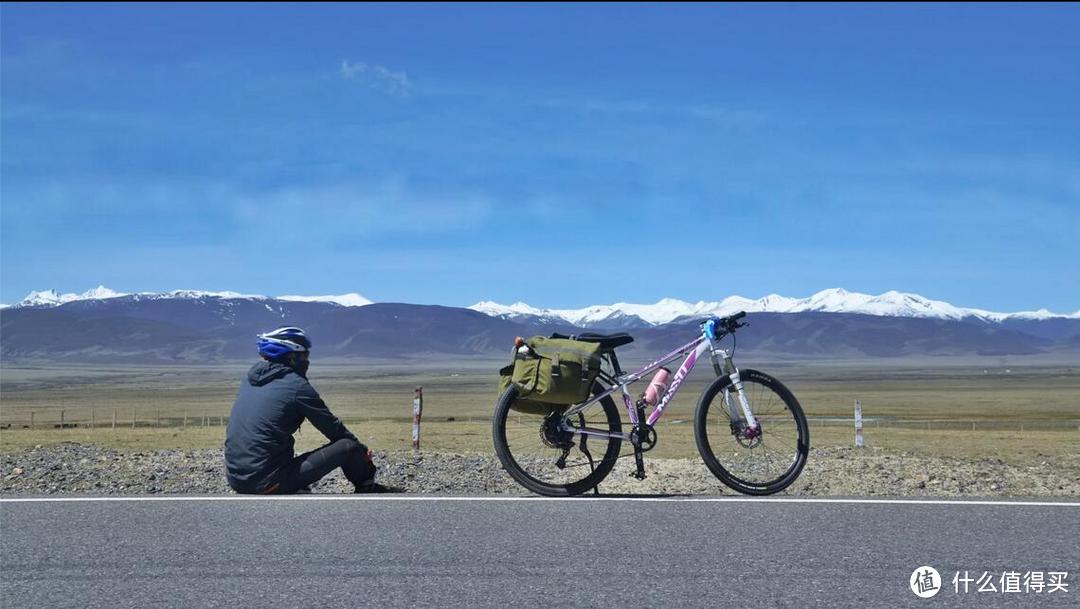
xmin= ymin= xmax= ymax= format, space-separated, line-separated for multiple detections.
xmin=224 ymin=326 xmax=395 ymax=494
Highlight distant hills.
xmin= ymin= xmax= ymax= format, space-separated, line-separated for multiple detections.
xmin=1 ymin=287 xmax=1077 ymax=363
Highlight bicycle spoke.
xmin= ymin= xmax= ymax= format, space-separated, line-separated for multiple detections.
xmin=697 ymin=372 xmax=808 ymax=493
xmin=495 ymin=387 xmax=623 ymax=495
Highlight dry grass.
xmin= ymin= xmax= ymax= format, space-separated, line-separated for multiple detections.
xmin=2 ymin=363 xmax=1077 ymax=464
xmin=3 ymin=419 xmax=1077 ymax=467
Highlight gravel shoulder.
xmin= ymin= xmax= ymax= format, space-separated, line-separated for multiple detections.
xmin=2 ymin=443 xmax=1078 ymax=497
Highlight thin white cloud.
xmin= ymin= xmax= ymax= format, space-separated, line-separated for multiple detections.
xmin=232 ymin=177 xmax=492 ymax=238
xmin=538 ymin=96 xmax=765 ymax=127
xmin=340 ymin=59 xmax=412 ymax=96
xmin=2 ymin=177 xmax=492 ymax=242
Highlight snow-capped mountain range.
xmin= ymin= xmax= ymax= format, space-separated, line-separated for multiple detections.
xmin=2 ymin=286 xmax=373 ymax=309
xmin=470 ymin=288 xmax=1079 ymax=326
xmin=3 ymin=286 xmax=1078 ymax=362
xmin=2 ymin=286 xmax=1076 ymax=326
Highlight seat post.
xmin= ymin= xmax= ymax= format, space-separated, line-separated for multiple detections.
xmin=607 ymin=350 xmax=624 ymax=376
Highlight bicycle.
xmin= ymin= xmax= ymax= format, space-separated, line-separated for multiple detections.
xmin=492 ymin=312 xmax=810 ymax=496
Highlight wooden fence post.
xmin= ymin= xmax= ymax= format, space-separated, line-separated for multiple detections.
xmin=90 ymin=409 xmax=95 ymax=430
xmin=412 ymin=387 xmax=424 ymax=450
xmin=60 ymin=409 xmax=65 ymax=430
xmin=112 ymin=409 xmax=117 ymax=430
xmin=854 ymin=400 xmax=864 ymax=448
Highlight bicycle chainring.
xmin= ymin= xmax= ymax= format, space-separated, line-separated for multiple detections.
xmin=633 ymin=424 xmax=658 ymax=452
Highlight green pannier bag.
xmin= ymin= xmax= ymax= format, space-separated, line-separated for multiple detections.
xmin=497 ymin=336 xmax=603 ymax=415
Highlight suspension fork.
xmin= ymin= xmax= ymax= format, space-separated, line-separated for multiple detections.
xmin=710 ymin=348 xmax=759 ymax=431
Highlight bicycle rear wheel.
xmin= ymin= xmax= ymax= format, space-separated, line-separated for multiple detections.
xmin=493 ymin=385 xmax=622 ymax=497
xmin=694 ymin=369 xmax=809 ymax=495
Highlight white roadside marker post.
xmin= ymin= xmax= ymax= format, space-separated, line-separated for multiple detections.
xmin=855 ymin=400 xmax=864 ymax=448
xmin=412 ymin=387 xmax=423 ymax=450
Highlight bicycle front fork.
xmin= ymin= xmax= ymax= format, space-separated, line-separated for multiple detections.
xmin=712 ymin=351 xmax=760 ymax=434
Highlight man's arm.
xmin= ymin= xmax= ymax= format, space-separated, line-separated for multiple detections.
xmin=294 ymin=382 xmax=357 ymax=443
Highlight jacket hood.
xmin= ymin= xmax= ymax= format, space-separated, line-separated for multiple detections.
xmin=247 ymin=360 xmax=294 ymax=386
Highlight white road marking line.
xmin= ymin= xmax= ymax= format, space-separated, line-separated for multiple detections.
xmin=0 ymin=496 xmax=1077 ymax=507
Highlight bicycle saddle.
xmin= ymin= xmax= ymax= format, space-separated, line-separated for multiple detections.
xmin=550 ymin=332 xmax=634 ymax=350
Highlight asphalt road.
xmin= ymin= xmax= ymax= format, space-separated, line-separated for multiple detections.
xmin=2 ymin=496 xmax=1078 ymax=608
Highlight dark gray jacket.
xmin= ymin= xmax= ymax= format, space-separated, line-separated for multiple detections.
xmin=224 ymin=360 xmax=355 ymax=492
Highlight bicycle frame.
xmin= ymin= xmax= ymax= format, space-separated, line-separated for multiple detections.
xmin=561 ymin=329 xmax=760 ymax=441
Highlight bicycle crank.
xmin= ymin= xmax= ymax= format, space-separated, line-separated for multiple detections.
xmin=629 ymin=424 xmax=656 ymax=480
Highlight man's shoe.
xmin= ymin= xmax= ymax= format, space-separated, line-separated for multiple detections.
xmin=354 ymin=482 xmax=404 ymax=494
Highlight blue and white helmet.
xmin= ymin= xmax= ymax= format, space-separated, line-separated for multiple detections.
xmin=257 ymin=326 xmax=312 ymax=360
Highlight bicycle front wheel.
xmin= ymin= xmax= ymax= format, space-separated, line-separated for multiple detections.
xmin=493 ymin=384 xmax=622 ymax=497
xmin=694 ymin=369 xmax=809 ymax=495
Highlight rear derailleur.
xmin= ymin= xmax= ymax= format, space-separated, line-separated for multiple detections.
xmin=541 ymin=414 xmax=577 ymax=470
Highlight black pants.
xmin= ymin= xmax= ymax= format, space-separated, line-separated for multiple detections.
xmin=260 ymin=438 xmax=373 ymax=494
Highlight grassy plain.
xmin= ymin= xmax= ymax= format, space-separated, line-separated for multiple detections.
xmin=2 ymin=361 xmax=1077 ymax=462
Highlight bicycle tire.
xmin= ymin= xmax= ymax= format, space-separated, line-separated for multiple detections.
xmin=694 ymin=369 xmax=809 ymax=495
xmin=493 ymin=384 xmax=622 ymax=497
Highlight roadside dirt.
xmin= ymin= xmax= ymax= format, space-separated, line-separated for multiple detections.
xmin=2 ymin=443 xmax=1077 ymax=497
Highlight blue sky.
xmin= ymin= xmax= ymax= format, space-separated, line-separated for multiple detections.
xmin=2 ymin=3 xmax=1078 ymax=310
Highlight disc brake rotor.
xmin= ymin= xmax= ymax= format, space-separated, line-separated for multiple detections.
xmin=734 ymin=423 xmax=763 ymax=448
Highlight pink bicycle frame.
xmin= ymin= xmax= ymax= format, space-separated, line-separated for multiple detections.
xmin=561 ymin=333 xmax=713 ymax=438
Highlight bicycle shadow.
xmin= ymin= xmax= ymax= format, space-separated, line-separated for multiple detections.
xmin=573 ymin=491 xmax=698 ymax=499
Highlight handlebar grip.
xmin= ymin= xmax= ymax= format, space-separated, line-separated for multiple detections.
xmin=702 ymin=312 xmax=748 ymax=338
xmin=719 ymin=311 xmax=747 ymax=332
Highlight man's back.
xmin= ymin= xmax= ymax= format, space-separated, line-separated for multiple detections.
xmin=225 ymin=327 xmax=384 ymax=495
xmin=224 ymin=360 xmax=307 ymax=491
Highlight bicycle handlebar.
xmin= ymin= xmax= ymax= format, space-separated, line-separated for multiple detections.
xmin=701 ymin=311 xmax=747 ymax=339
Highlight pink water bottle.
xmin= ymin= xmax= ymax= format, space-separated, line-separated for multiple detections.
xmin=642 ymin=368 xmax=672 ymax=406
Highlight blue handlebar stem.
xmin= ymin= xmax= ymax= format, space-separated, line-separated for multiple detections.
xmin=703 ymin=318 xmax=719 ymax=341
